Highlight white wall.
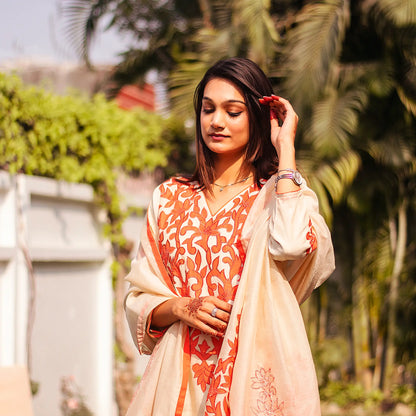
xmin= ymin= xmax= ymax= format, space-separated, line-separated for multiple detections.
xmin=0 ymin=171 xmax=154 ymax=416
xmin=0 ymin=172 xmax=116 ymax=416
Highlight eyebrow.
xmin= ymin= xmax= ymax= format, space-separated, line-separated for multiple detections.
xmin=202 ymin=97 xmax=246 ymax=106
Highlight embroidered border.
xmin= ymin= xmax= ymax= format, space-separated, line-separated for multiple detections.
xmin=305 ymin=219 xmax=317 ymax=254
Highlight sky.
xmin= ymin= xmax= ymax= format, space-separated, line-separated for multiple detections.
xmin=0 ymin=0 xmax=127 ymax=65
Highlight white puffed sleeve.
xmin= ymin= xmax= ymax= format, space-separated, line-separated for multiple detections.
xmin=268 ymin=184 xmax=335 ymax=303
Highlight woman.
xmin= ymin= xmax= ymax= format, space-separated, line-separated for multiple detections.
xmin=124 ymin=57 xmax=335 ymax=416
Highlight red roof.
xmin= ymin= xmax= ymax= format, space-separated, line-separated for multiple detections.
xmin=115 ymin=84 xmax=155 ymax=112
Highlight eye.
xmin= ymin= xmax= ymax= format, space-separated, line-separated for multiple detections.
xmin=202 ymin=107 xmax=214 ymax=114
xmin=228 ymin=111 xmax=242 ymax=118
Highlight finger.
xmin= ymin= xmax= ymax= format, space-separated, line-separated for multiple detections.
xmin=271 ymin=103 xmax=295 ymax=123
xmin=207 ymin=305 xmax=231 ymax=323
xmin=276 ymin=110 xmax=288 ymax=121
xmin=259 ymin=95 xmax=280 ymax=105
xmin=210 ymin=298 xmax=233 ymax=313
xmin=262 ymin=95 xmax=274 ymax=102
xmin=180 ymin=308 xmax=224 ymax=337
xmin=195 ymin=319 xmax=225 ymax=337
xmin=207 ymin=314 xmax=228 ymax=332
xmin=198 ymin=309 xmax=228 ymax=334
xmin=203 ymin=296 xmax=232 ymax=313
xmin=269 ymin=99 xmax=287 ymax=110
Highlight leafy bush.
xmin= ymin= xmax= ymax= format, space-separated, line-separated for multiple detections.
xmin=392 ymin=384 xmax=416 ymax=409
xmin=312 ymin=337 xmax=349 ymax=386
xmin=0 ymin=72 xmax=172 ymax=243
xmin=320 ymin=381 xmax=383 ymax=408
xmin=0 ymin=73 xmax=168 ymax=180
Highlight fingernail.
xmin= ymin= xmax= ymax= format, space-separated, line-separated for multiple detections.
xmin=258 ymin=98 xmax=267 ymax=104
xmin=271 ymin=94 xmax=280 ymax=100
xmin=270 ymin=109 xmax=278 ymax=120
xmin=263 ymin=96 xmax=273 ymax=102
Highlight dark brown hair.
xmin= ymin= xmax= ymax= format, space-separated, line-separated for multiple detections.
xmin=186 ymin=57 xmax=279 ymax=191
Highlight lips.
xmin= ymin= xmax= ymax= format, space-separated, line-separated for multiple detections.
xmin=209 ymin=133 xmax=228 ymax=140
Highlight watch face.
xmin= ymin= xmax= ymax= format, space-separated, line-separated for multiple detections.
xmin=293 ymin=171 xmax=303 ymax=185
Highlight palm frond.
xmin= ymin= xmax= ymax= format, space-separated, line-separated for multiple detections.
xmin=362 ymin=223 xmax=394 ymax=283
xmin=211 ymin=0 xmax=232 ymax=29
xmin=315 ymin=150 xmax=361 ymax=202
xmin=307 ymin=86 xmax=368 ymax=157
xmin=367 ymin=134 xmax=415 ymax=169
xmin=338 ymin=61 xmax=395 ymax=98
xmin=111 ymin=47 xmax=173 ymax=89
xmin=193 ymin=27 xmax=237 ymax=58
xmin=281 ymin=0 xmax=350 ymax=110
xmin=232 ymin=0 xmax=279 ymax=68
xmin=61 ymin=0 xmax=113 ymax=65
xmin=396 ymin=67 xmax=416 ymax=116
xmin=168 ymin=25 xmax=243 ymax=116
xmin=373 ymin=0 xmax=416 ymax=26
xmin=298 ymin=149 xmax=361 ymax=225
xmin=169 ymin=52 xmax=215 ymax=116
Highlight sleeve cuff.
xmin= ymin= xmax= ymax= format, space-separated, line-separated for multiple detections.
xmin=145 ymin=308 xmax=168 ymax=339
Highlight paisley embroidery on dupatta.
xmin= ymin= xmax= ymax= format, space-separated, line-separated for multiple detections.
xmin=251 ymin=367 xmax=284 ymax=416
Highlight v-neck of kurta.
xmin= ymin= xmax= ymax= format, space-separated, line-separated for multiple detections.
xmin=197 ymin=184 xmax=255 ymax=218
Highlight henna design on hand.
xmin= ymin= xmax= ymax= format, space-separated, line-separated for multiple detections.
xmin=185 ymin=298 xmax=203 ymax=316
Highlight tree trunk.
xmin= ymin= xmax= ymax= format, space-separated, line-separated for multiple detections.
xmin=351 ymin=226 xmax=373 ymax=391
xmin=383 ymin=199 xmax=407 ymax=393
xmin=372 ymin=330 xmax=384 ymax=390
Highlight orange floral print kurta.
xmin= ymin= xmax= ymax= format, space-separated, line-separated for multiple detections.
xmin=124 ymin=175 xmax=336 ymax=416
xmin=156 ymin=178 xmax=260 ymax=407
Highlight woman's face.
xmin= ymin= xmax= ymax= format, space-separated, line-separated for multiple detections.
xmin=200 ymin=78 xmax=250 ymax=159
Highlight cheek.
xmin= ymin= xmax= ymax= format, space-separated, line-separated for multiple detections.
xmin=200 ymin=114 xmax=210 ymax=132
xmin=231 ymin=116 xmax=250 ymax=136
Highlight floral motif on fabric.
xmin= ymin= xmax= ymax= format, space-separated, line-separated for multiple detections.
xmin=251 ymin=367 xmax=284 ymax=416
xmin=306 ymin=218 xmax=317 ymax=254
xmin=156 ymin=179 xmax=259 ymax=397
xmin=204 ymin=313 xmax=241 ymax=416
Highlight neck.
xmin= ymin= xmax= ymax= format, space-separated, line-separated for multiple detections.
xmin=213 ymin=153 xmax=252 ymax=185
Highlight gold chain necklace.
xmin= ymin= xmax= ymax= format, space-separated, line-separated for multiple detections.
xmin=213 ymin=175 xmax=252 ymax=192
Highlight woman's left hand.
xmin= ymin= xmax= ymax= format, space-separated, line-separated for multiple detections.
xmin=259 ymin=95 xmax=298 ymax=153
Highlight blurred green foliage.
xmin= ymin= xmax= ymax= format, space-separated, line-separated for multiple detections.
xmin=321 ymin=381 xmax=416 ymax=410
xmin=392 ymin=384 xmax=416 ymax=409
xmin=0 ymin=73 xmax=168 ymax=180
xmin=313 ymin=337 xmax=349 ymax=386
xmin=321 ymin=381 xmax=383 ymax=408
xmin=0 ymin=72 xmax=171 ymax=244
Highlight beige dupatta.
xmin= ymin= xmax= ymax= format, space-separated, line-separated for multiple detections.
xmin=125 ymin=175 xmax=335 ymax=415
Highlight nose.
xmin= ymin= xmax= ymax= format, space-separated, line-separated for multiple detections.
xmin=210 ymin=110 xmax=225 ymax=129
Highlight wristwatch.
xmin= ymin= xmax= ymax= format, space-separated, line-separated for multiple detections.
xmin=275 ymin=169 xmax=303 ymax=186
